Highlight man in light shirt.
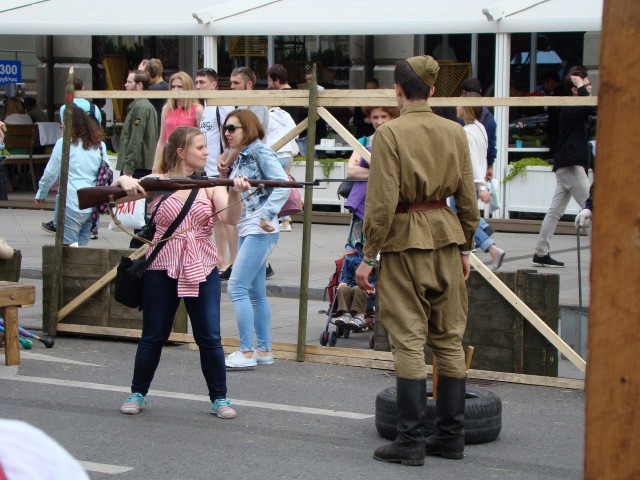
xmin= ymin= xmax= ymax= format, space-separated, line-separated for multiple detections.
xmin=195 ymin=67 xmax=237 ymax=273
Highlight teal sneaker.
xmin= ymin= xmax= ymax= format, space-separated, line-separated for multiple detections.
xmin=120 ymin=392 xmax=147 ymax=414
xmin=211 ymin=398 xmax=236 ymax=419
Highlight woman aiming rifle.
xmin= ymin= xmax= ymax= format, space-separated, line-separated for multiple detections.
xmin=114 ymin=126 xmax=251 ymax=418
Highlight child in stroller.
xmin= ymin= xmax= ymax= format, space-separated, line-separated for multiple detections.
xmin=333 ymin=248 xmax=377 ymax=332
xmin=320 ymin=242 xmax=377 ymax=348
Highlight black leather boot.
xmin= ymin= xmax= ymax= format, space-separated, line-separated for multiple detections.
xmin=424 ymin=375 xmax=466 ymax=460
xmin=374 ymin=377 xmax=426 ymax=466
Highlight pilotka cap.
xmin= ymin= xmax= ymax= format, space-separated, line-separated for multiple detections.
xmin=406 ymin=55 xmax=440 ymax=87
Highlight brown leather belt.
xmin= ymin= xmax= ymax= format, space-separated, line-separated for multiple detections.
xmin=395 ymin=199 xmax=447 ymax=214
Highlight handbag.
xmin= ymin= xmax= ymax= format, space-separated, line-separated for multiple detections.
xmin=337 ymin=180 xmax=354 ymax=199
xmin=251 ymin=150 xmax=303 ymax=217
xmin=94 ymin=145 xmax=114 ymax=215
xmin=114 ymin=189 xmax=199 ymax=309
xmin=108 ymin=199 xmax=146 ymax=231
xmin=279 ymin=174 xmax=303 ymax=217
xmin=488 ymin=178 xmax=501 ymax=212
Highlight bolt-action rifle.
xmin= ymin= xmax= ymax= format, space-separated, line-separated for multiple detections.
xmin=76 ymin=175 xmax=328 ymax=210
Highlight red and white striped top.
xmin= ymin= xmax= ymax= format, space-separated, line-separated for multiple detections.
xmin=146 ymin=190 xmax=219 ymax=297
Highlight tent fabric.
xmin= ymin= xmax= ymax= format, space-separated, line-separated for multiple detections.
xmin=0 ymin=0 xmax=602 ymax=36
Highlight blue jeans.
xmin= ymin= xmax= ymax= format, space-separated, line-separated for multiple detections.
xmin=131 ymin=269 xmax=227 ymax=402
xmin=447 ymin=197 xmax=495 ymax=253
xmin=53 ymin=195 xmax=93 ymax=245
xmin=228 ymin=233 xmax=279 ymax=352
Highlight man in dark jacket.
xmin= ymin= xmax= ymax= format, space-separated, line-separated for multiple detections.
xmin=532 ymin=67 xmax=594 ymax=267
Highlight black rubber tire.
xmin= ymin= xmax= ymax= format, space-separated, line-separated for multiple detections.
xmin=369 ymin=334 xmax=375 ymax=349
xmin=319 ymin=331 xmax=329 ymax=346
xmin=375 ymin=383 xmax=502 ymax=445
xmin=343 ymin=328 xmax=351 ymax=339
xmin=328 ymin=331 xmax=338 ymax=347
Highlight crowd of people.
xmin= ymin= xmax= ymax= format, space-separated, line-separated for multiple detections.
xmin=3 ymin=54 xmax=594 ymax=467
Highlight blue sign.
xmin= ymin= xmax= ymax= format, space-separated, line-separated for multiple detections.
xmin=0 ymin=60 xmax=22 ymax=86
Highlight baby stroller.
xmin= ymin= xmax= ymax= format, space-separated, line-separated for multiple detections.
xmin=319 ymin=243 xmax=376 ymax=349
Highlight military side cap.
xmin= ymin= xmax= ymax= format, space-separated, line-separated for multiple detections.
xmin=406 ymin=55 xmax=440 ymax=87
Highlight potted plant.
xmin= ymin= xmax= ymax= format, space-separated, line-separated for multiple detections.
xmin=290 ymin=156 xmax=350 ymax=209
xmin=503 ymin=157 xmax=584 ymax=215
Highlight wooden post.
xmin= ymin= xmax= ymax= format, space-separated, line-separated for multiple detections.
xmin=296 ymin=65 xmax=319 ymax=362
xmin=47 ymin=66 xmax=74 ymax=337
xmin=3 ymin=306 xmax=20 ymax=365
xmin=585 ymin=1 xmax=640 ymax=477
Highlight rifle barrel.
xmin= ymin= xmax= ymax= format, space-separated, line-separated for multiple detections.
xmin=77 ymin=176 xmax=316 ymax=210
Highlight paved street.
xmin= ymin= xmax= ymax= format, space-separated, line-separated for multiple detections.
xmin=1 ymin=336 xmax=584 ymax=480
xmin=1 ymin=207 xmax=588 ymax=478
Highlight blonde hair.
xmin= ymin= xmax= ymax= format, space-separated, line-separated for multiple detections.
xmin=160 ymin=126 xmax=204 ymax=174
xmin=167 ymin=71 xmax=200 ymax=111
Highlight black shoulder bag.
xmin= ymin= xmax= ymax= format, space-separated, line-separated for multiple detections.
xmin=114 ymin=189 xmax=199 ymax=310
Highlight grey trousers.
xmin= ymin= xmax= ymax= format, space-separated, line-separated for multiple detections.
xmin=534 ymin=166 xmax=590 ymax=256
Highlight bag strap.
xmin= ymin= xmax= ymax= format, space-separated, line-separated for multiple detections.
xmin=145 ymin=188 xmax=199 ymax=266
xmin=215 ymin=107 xmax=224 ymax=154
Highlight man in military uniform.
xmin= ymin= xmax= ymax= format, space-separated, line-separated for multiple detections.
xmin=116 ymin=70 xmax=158 ymax=178
xmin=356 ymin=56 xmax=479 ymax=466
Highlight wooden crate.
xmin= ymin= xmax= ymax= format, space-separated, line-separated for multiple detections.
xmin=0 ymin=250 xmax=21 ymax=282
xmin=375 ymin=269 xmax=560 ymax=377
xmin=42 ymin=246 xmax=187 ymax=334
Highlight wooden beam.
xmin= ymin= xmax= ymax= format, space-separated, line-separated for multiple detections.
xmin=317 ymin=107 xmax=371 ymax=161
xmin=55 ymin=322 xmax=582 ymax=390
xmin=469 ymin=254 xmax=586 ymax=373
xmin=269 ymin=117 xmax=310 ymax=152
xmin=585 ymin=0 xmax=640 ymax=478
xmin=48 ymin=66 xmax=74 ymax=337
xmin=76 ymin=89 xmax=596 ymax=108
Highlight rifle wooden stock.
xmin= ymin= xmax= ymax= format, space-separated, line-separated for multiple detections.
xmin=77 ymin=176 xmax=314 ymax=210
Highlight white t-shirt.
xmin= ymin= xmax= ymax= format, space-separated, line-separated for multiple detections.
xmin=237 ymin=208 xmax=280 ymax=237
xmin=200 ymin=105 xmax=234 ymax=176
xmin=237 ymin=205 xmax=279 ymax=237
xmin=463 ymin=120 xmax=488 ymax=183
xmin=266 ymin=107 xmax=299 ymax=157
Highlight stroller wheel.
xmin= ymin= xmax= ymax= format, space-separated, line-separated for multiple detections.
xmin=320 ymin=331 xmax=329 ymax=346
xmin=369 ymin=334 xmax=375 ymax=350
xmin=328 ymin=331 xmax=338 ymax=347
xmin=343 ymin=328 xmax=351 ymax=339
xmin=337 ymin=325 xmax=345 ymax=338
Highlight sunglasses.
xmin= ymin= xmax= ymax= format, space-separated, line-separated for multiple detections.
xmin=223 ymin=124 xmax=243 ymax=134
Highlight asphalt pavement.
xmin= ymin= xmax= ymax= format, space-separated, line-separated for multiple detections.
xmin=0 ymin=207 xmax=589 ymax=479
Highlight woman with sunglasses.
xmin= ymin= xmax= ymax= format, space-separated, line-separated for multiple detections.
xmin=152 ymin=71 xmax=203 ymax=173
xmin=114 ymin=126 xmax=251 ymax=418
xmin=221 ymin=109 xmax=289 ymax=369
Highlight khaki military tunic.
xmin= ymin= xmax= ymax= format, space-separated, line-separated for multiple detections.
xmin=363 ymin=101 xmax=479 ymax=379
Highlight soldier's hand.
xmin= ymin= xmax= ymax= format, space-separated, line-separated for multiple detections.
xmin=356 ymin=262 xmax=375 ymax=294
xmin=461 ymin=254 xmax=471 ymax=280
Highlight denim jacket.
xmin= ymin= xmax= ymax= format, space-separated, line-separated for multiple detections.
xmin=230 ymin=139 xmax=289 ymax=221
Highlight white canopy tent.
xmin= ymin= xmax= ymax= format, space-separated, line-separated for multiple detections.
xmin=0 ymin=0 xmax=602 ymax=36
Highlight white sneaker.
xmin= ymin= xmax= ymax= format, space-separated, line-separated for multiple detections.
xmin=347 ymin=314 xmax=366 ymax=331
xmin=255 ymin=351 xmax=274 ymax=365
xmin=225 ymin=351 xmax=257 ymax=369
xmin=333 ymin=312 xmax=352 ymax=326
